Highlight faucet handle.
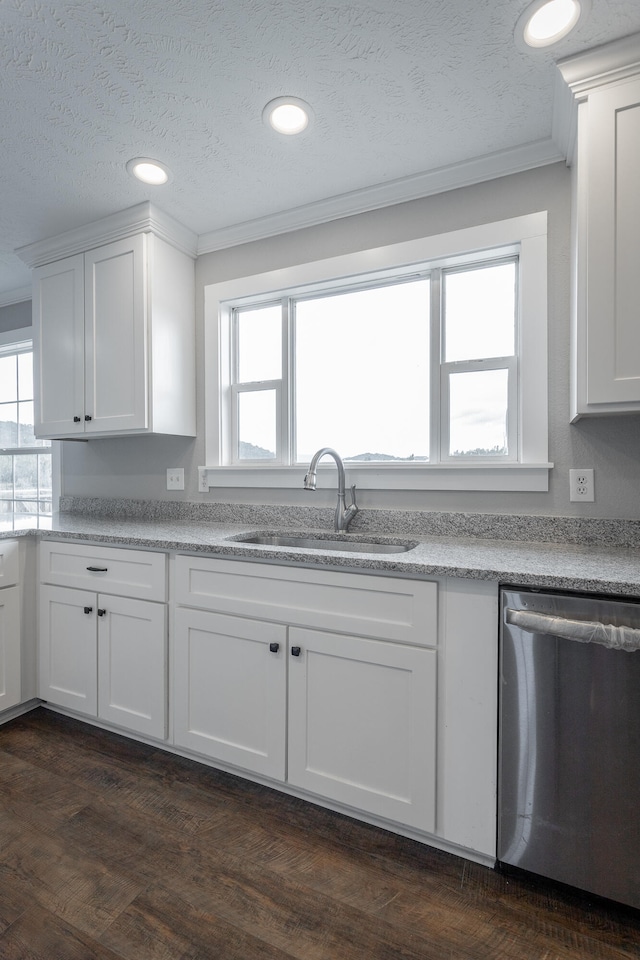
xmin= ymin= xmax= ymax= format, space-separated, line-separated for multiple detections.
xmin=349 ymin=484 xmax=358 ymax=510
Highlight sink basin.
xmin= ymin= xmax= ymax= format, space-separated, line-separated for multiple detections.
xmin=230 ymin=533 xmax=417 ymax=554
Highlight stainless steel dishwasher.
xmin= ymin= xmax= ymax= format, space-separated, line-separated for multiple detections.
xmin=498 ymin=587 xmax=640 ymax=909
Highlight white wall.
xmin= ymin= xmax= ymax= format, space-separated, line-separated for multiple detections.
xmin=0 ymin=300 xmax=31 ymax=335
xmin=58 ymin=162 xmax=640 ymax=519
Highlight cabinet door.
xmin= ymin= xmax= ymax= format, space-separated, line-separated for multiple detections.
xmin=580 ymin=78 xmax=640 ymax=409
xmin=84 ymin=234 xmax=148 ymax=433
xmin=32 ymin=254 xmax=85 ymax=437
xmin=173 ymin=607 xmax=287 ymax=779
xmin=97 ymin=594 xmax=167 ymax=739
xmin=288 ymin=628 xmax=437 ymax=832
xmin=0 ymin=540 xmax=19 ymax=589
xmin=39 ymin=584 xmax=97 ymax=715
xmin=0 ymin=586 xmax=21 ymax=712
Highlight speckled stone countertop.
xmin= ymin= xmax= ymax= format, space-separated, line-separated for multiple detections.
xmin=3 ymin=498 xmax=640 ymax=597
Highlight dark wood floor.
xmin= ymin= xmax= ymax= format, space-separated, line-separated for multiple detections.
xmin=0 ymin=709 xmax=638 ymax=960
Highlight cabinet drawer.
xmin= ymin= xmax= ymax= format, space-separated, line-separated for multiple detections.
xmin=175 ymin=556 xmax=437 ymax=646
xmin=40 ymin=541 xmax=167 ymax=601
xmin=0 ymin=540 xmax=19 ymax=588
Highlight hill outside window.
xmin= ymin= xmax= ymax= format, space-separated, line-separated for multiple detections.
xmin=202 ymin=213 xmax=550 ymax=492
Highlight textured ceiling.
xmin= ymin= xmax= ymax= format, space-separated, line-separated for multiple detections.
xmin=2 ymin=0 xmax=640 ymax=299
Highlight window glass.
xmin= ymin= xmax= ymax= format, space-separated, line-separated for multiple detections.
xmin=237 ymin=305 xmax=282 ymax=383
xmin=449 ymin=368 xmax=509 ymax=456
xmin=0 ymin=455 xmax=11 ymax=498
xmin=294 ymin=280 xmax=430 ymax=463
xmin=17 ymin=351 xmax=33 ymax=400
xmin=444 ymin=262 xmax=516 ymax=362
xmin=0 ymin=346 xmax=53 ymax=529
xmin=19 ymin=400 xmax=37 ymax=447
xmin=237 ymin=389 xmax=277 ymax=460
xmin=0 ymin=404 xmax=18 ymax=447
xmin=0 ymin=356 xmax=17 ymax=403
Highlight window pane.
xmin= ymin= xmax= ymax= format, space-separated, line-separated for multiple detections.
xmin=295 ymin=280 xmax=430 ymax=463
xmin=14 ymin=453 xmax=38 ymax=499
xmin=0 ymin=404 xmax=18 ymax=447
xmin=0 ymin=356 xmax=17 ymax=403
xmin=449 ymin=369 xmax=509 ymax=456
xmin=38 ymin=453 xmax=53 ymax=499
xmin=18 ymin=400 xmax=36 ymax=447
xmin=237 ymin=390 xmax=276 ymax=460
xmin=0 ymin=455 xmax=12 ymax=498
xmin=237 ymin=305 xmax=282 ymax=383
xmin=444 ymin=262 xmax=516 ymax=362
xmin=17 ymin=352 xmax=33 ymax=401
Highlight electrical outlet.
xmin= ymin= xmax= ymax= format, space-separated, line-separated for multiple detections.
xmin=166 ymin=467 xmax=184 ymax=491
xmin=569 ymin=468 xmax=594 ymax=502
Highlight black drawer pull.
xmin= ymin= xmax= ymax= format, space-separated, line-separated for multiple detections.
xmin=291 ymin=646 xmax=301 ymax=657
xmin=86 ymin=566 xmax=108 ymax=572
xmin=97 ymin=608 xmax=106 ymax=617
xmin=83 ymin=606 xmax=93 ymax=614
xmin=269 ymin=642 xmax=280 ymax=653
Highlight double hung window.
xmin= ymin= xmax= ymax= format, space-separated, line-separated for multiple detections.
xmin=204 ymin=213 xmax=549 ymax=491
xmin=229 ymin=257 xmax=517 ymax=466
xmin=0 ymin=341 xmax=53 ymax=529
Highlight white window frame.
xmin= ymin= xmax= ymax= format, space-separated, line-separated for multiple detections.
xmin=0 ymin=328 xmax=60 ymax=524
xmin=202 ymin=213 xmax=550 ymax=492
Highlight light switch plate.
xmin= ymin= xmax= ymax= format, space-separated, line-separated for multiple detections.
xmin=166 ymin=467 xmax=185 ymax=490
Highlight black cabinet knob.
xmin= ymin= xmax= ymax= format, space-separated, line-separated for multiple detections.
xmin=97 ymin=608 xmax=106 ymax=617
xmin=291 ymin=646 xmax=301 ymax=657
xmin=83 ymin=606 xmax=93 ymax=614
xmin=73 ymin=416 xmax=81 ymax=423
xmin=84 ymin=415 xmax=92 ymax=421
xmin=269 ymin=642 xmax=280 ymax=653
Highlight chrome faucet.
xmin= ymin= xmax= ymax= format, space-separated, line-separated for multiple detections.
xmin=304 ymin=447 xmax=359 ymax=532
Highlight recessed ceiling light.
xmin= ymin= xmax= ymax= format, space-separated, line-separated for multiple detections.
xmin=263 ymin=97 xmax=313 ymax=135
xmin=126 ymin=157 xmax=172 ymax=185
xmin=516 ymin=0 xmax=588 ymax=49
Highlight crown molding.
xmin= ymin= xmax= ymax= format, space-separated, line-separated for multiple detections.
xmin=553 ymin=31 xmax=640 ymax=162
xmin=197 ymin=139 xmax=563 ymax=255
xmin=0 ymin=286 xmax=32 ymax=308
xmin=16 ymin=201 xmax=198 ymax=268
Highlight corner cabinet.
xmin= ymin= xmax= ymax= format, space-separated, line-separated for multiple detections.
xmin=23 ymin=202 xmax=196 ymax=439
xmin=39 ymin=541 xmax=168 ymax=739
xmin=557 ymin=36 xmax=640 ymax=419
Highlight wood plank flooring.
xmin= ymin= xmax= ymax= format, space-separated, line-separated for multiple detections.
xmin=0 ymin=709 xmax=638 ymax=960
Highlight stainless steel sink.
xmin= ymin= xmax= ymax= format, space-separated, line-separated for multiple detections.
xmin=230 ymin=533 xmax=417 ymax=554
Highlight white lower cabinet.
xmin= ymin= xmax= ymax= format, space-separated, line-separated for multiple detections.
xmin=173 ymin=555 xmax=438 ymax=834
xmin=0 ymin=540 xmax=21 ymax=712
xmin=39 ymin=585 xmax=167 ymax=739
xmin=38 ymin=542 xmax=168 ymax=739
xmin=0 ymin=585 xmax=21 ymax=712
xmin=33 ymin=542 xmax=497 ymax=860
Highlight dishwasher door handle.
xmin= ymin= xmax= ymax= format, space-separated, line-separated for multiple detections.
xmin=505 ymin=608 xmax=640 ymax=652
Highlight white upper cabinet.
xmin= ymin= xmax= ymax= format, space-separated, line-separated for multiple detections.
xmin=556 ymin=34 xmax=640 ymax=419
xmin=23 ymin=202 xmax=196 ymax=439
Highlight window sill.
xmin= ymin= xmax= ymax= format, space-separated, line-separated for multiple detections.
xmin=198 ymin=462 xmax=553 ymax=493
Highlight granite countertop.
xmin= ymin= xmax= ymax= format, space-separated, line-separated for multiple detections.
xmin=4 ymin=509 xmax=640 ymax=597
